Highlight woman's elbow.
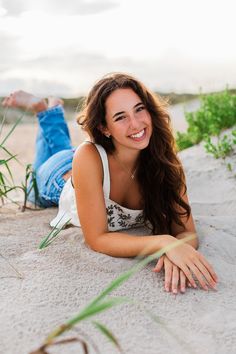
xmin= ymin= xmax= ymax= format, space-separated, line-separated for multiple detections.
xmin=84 ymin=233 xmax=108 ymax=254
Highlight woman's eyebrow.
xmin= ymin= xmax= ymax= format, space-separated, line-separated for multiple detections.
xmin=112 ymin=102 xmax=143 ymax=119
xmin=134 ymin=102 xmax=144 ymax=108
xmin=112 ymin=110 xmax=125 ymax=119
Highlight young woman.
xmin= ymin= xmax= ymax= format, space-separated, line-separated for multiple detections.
xmin=2 ymin=72 xmax=218 ymax=294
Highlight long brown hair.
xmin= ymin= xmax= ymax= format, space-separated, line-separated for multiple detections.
xmin=78 ymin=72 xmax=190 ymax=234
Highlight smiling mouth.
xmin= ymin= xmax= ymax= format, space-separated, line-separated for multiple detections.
xmin=129 ymin=129 xmax=145 ymax=139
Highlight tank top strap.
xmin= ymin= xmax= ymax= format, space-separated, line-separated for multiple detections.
xmin=89 ymin=142 xmax=110 ymax=198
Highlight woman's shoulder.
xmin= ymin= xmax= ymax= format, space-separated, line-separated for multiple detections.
xmin=73 ymin=141 xmax=100 ymax=161
xmin=72 ymin=141 xmax=103 ymax=179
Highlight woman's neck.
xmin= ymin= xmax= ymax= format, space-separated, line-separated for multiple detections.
xmin=111 ymin=146 xmax=140 ymax=172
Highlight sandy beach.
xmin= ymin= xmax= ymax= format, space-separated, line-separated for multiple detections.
xmin=0 ymin=103 xmax=236 ymax=354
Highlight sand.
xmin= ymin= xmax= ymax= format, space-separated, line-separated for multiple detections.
xmin=0 ymin=103 xmax=236 ymax=354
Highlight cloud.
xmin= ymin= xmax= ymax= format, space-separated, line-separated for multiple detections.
xmin=0 ymin=77 xmax=71 ymax=97
xmin=1 ymin=49 xmax=236 ymax=97
xmin=0 ymin=0 xmax=25 ymax=16
xmin=1 ymin=0 xmax=119 ymax=16
xmin=0 ymin=32 xmax=22 ymax=71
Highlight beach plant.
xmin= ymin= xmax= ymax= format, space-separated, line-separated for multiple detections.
xmin=19 ymin=163 xmax=39 ymax=211
xmin=203 ymin=129 xmax=236 ymax=173
xmin=38 ymin=216 xmax=71 ymax=249
xmin=0 ymin=163 xmax=39 ymax=210
xmin=176 ymin=89 xmax=236 ymax=151
xmin=30 ymin=235 xmax=195 ymax=354
xmin=0 ymin=108 xmax=39 ymax=209
xmin=0 ymin=113 xmax=22 ymax=205
xmin=203 ymin=129 xmax=236 ymax=159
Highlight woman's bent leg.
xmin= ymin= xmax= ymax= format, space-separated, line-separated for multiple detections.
xmin=2 ymin=91 xmax=75 ymax=207
xmin=30 ymin=105 xmax=75 ymax=206
xmin=34 ymin=105 xmax=72 ymax=170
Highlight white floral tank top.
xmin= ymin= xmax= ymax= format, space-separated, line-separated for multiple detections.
xmin=50 ymin=143 xmax=144 ymax=231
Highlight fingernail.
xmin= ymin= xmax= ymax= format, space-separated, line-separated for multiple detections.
xmin=181 ymin=287 xmax=185 ymax=293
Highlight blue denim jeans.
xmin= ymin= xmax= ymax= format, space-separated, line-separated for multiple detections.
xmin=27 ymin=105 xmax=75 ymax=207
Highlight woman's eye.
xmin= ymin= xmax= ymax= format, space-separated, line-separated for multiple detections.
xmin=115 ymin=116 xmax=125 ymax=122
xmin=136 ymin=106 xmax=145 ymax=112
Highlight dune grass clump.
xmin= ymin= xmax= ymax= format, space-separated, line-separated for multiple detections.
xmin=0 ymin=110 xmax=38 ymax=210
xmin=204 ymin=130 xmax=236 ymax=159
xmin=0 ymin=113 xmax=22 ymax=204
xmin=176 ymin=89 xmax=236 ymax=151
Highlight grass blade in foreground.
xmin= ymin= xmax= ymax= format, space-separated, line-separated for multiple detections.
xmin=92 ymin=320 xmax=123 ymax=353
xmin=38 ymin=216 xmax=71 ymax=249
xmin=0 ymin=252 xmax=24 ymax=279
xmin=0 ymin=115 xmax=23 ymax=146
xmin=30 ymin=337 xmax=89 ymax=354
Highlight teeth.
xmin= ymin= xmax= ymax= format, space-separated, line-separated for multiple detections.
xmin=130 ymin=129 xmax=145 ymax=139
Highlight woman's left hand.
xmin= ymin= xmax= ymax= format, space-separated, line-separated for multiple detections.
xmin=152 ymin=255 xmax=189 ymax=294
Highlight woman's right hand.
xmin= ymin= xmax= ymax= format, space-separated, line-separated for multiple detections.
xmin=163 ymin=237 xmax=218 ymax=290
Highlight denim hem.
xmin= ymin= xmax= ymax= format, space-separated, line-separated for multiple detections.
xmin=37 ymin=105 xmax=64 ymax=119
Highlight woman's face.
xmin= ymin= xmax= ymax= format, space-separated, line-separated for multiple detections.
xmin=103 ymin=88 xmax=153 ymax=152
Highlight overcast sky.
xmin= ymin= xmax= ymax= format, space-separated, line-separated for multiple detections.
xmin=0 ymin=0 xmax=236 ymax=97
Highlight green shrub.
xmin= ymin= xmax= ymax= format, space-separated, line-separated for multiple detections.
xmin=204 ymin=130 xmax=236 ymax=159
xmin=176 ymin=89 xmax=236 ymax=151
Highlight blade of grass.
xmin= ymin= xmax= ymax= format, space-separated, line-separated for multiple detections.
xmin=2 ymin=158 xmax=16 ymax=184
xmin=0 ymin=105 xmax=9 ymax=136
xmin=38 ymin=216 xmax=71 ymax=249
xmin=0 ymin=145 xmax=20 ymax=164
xmin=0 ymin=173 xmax=21 ymax=197
xmin=66 ymin=297 xmax=131 ymax=327
xmin=0 ymin=154 xmax=17 ymax=165
xmin=46 ymin=297 xmax=131 ymax=342
xmin=0 ymin=115 xmax=23 ymax=146
xmin=0 ymin=252 xmax=24 ymax=279
xmin=30 ymin=337 xmax=89 ymax=354
xmin=92 ymin=321 xmax=123 ymax=353
xmin=0 ymin=169 xmax=15 ymax=190
xmin=21 ymin=164 xmax=39 ymax=211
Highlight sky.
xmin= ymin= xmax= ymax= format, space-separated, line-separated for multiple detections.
xmin=0 ymin=0 xmax=236 ymax=97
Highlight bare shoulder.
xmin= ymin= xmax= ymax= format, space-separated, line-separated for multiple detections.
xmin=73 ymin=141 xmax=102 ymax=165
xmin=72 ymin=142 xmax=103 ymax=184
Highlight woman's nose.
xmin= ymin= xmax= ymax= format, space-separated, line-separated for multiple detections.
xmin=128 ymin=114 xmax=139 ymax=129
